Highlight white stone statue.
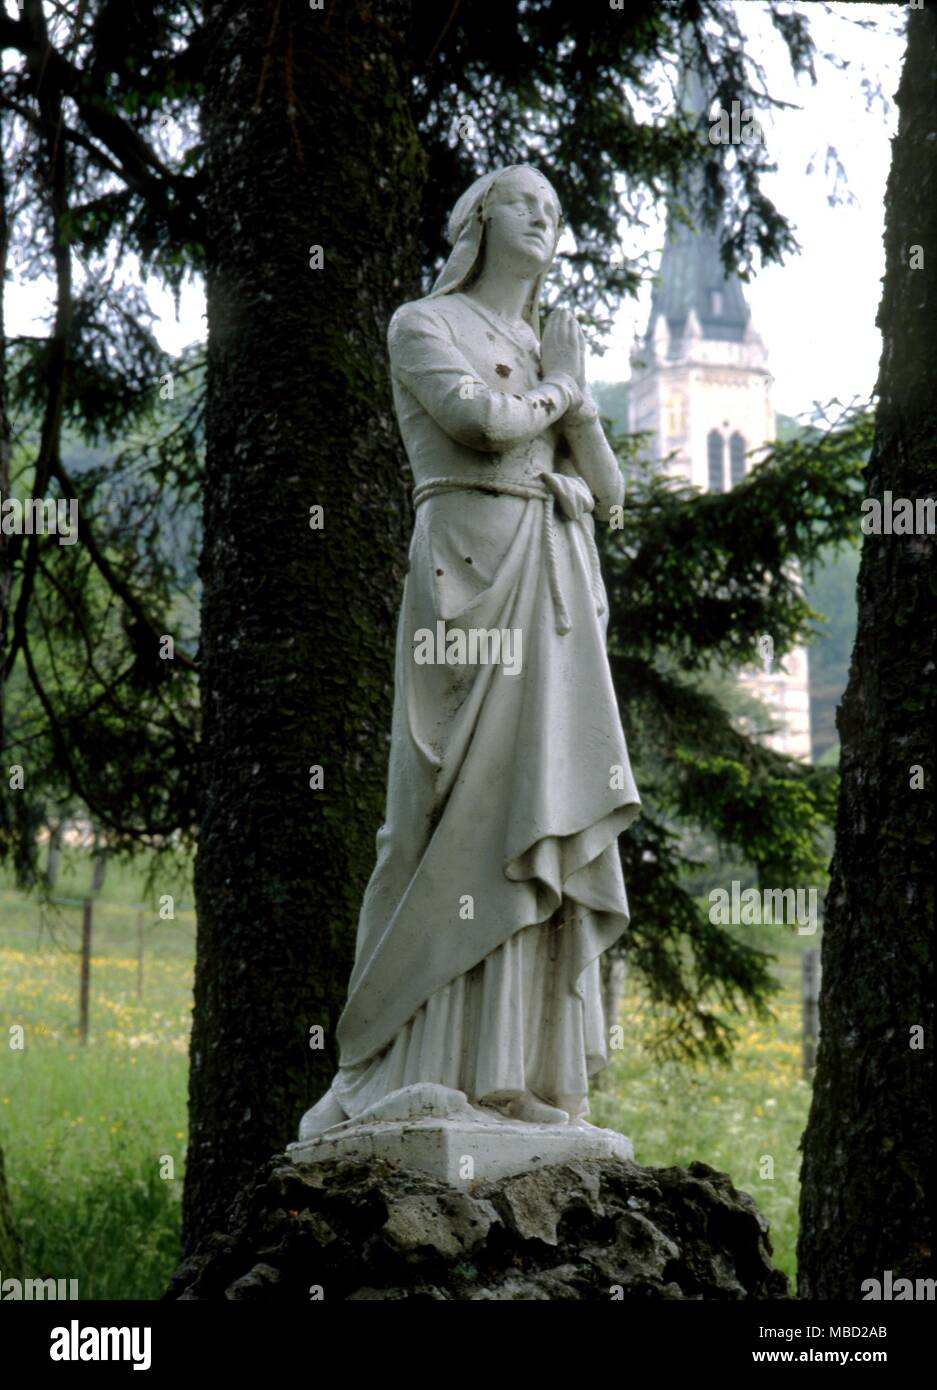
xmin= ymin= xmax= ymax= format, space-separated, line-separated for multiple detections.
xmin=297 ymin=164 xmax=640 ymax=1163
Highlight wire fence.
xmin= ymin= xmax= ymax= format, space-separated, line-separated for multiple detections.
xmin=1 ymin=888 xmax=196 ymax=1044
xmin=3 ymin=890 xmax=823 ymax=1065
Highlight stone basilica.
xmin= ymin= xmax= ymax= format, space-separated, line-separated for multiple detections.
xmin=627 ymin=204 xmax=812 ymax=762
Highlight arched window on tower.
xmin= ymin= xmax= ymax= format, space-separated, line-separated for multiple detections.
xmin=730 ymin=431 xmax=747 ymax=486
xmin=707 ymin=430 xmax=725 ymax=492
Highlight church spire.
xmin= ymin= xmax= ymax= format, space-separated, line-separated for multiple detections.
xmin=645 ymin=52 xmax=752 ymax=347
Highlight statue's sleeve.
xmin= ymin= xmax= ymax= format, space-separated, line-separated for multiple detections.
xmin=561 ymin=388 xmax=626 ymax=520
xmin=388 ymin=303 xmax=580 ymax=454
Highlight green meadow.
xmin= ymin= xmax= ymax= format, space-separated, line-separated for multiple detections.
xmin=591 ymin=930 xmax=813 ymax=1286
xmin=1 ymin=847 xmax=814 ymax=1297
xmin=0 ymin=848 xmax=193 ymax=1300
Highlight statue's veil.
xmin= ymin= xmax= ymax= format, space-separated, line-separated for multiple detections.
xmin=427 ymin=164 xmax=561 ymax=339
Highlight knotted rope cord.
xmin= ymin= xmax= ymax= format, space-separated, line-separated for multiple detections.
xmin=412 ymin=476 xmax=605 ymax=635
xmin=586 ymin=523 xmax=606 ymax=618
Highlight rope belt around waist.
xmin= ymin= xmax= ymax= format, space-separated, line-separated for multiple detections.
xmin=412 ymin=476 xmax=605 ymax=636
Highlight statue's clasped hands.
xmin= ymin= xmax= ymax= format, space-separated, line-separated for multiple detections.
xmin=541 ymin=307 xmax=597 ymax=428
xmin=541 ymin=307 xmax=585 ymax=388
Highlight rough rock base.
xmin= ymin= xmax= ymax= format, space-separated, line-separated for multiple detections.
xmin=166 ymin=1154 xmax=790 ymax=1301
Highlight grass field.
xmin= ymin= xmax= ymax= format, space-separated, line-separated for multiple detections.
xmin=1 ymin=847 xmax=815 ymax=1297
xmin=591 ymin=949 xmax=813 ymax=1286
xmin=0 ymin=848 xmax=194 ymax=1300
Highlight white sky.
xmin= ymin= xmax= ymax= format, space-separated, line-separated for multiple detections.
xmin=5 ymin=2 xmax=905 ymax=422
xmin=587 ymin=2 xmax=906 ymax=418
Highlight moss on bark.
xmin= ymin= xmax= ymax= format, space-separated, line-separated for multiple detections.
xmin=797 ymin=7 xmax=936 ymax=1299
xmin=184 ymin=0 xmax=425 ymax=1251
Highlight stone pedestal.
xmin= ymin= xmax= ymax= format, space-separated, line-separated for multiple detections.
xmin=287 ymin=1082 xmax=633 ymax=1186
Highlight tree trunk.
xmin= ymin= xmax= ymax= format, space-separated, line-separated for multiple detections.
xmin=0 ymin=115 xmax=11 ymax=792
xmin=0 ymin=116 xmax=21 ymax=1228
xmin=797 ymin=7 xmax=936 ymax=1299
xmin=184 ymin=0 xmax=424 ymax=1251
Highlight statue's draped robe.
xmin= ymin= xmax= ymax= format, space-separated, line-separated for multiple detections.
xmin=331 ymin=291 xmax=640 ymax=1122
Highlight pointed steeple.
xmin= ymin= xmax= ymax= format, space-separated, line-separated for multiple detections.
xmin=645 ymin=52 xmax=752 ymax=348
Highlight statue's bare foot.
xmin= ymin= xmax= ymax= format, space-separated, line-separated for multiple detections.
xmin=483 ymin=1090 xmax=569 ymax=1124
xmin=298 ymin=1088 xmax=347 ymax=1141
xmin=554 ymin=1095 xmax=590 ymax=1126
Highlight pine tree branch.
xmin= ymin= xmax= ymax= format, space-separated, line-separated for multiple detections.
xmin=0 ymin=10 xmax=203 ymax=245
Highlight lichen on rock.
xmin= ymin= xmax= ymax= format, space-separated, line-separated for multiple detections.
xmin=165 ymin=1153 xmax=790 ymax=1302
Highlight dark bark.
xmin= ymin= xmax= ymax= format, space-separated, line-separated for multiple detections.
xmin=797 ymin=8 xmax=936 ymax=1298
xmin=0 ymin=132 xmax=15 ymax=1262
xmin=184 ymin=0 xmax=424 ymax=1251
xmin=0 ymin=113 xmax=10 ymax=773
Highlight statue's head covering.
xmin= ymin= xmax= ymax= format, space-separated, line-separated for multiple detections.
xmin=428 ymin=164 xmax=562 ymax=339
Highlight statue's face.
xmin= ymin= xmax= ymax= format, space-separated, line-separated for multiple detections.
xmin=483 ymin=168 xmax=560 ymax=279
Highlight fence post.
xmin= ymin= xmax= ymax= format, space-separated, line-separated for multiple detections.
xmin=136 ymin=910 xmax=144 ymax=999
xmin=79 ymin=897 xmax=93 ymax=1045
xmin=802 ymin=947 xmax=821 ymax=1078
xmin=602 ymin=952 xmax=628 ymax=1033
xmin=46 ymin=820 xmax=64 ymax=887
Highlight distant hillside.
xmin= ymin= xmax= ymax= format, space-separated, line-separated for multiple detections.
xmin=11 ymin=361 xmax=204 ymax=595
xmin=802 ymin=542 xmax=859 ymax=763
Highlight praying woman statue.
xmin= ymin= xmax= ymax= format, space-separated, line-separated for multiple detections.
xmin=299 ymin=164 xmax=641 ymax=1139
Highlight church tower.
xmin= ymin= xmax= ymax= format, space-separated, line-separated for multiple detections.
xmin=627 ymin=111 xmax=812 ymax=761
